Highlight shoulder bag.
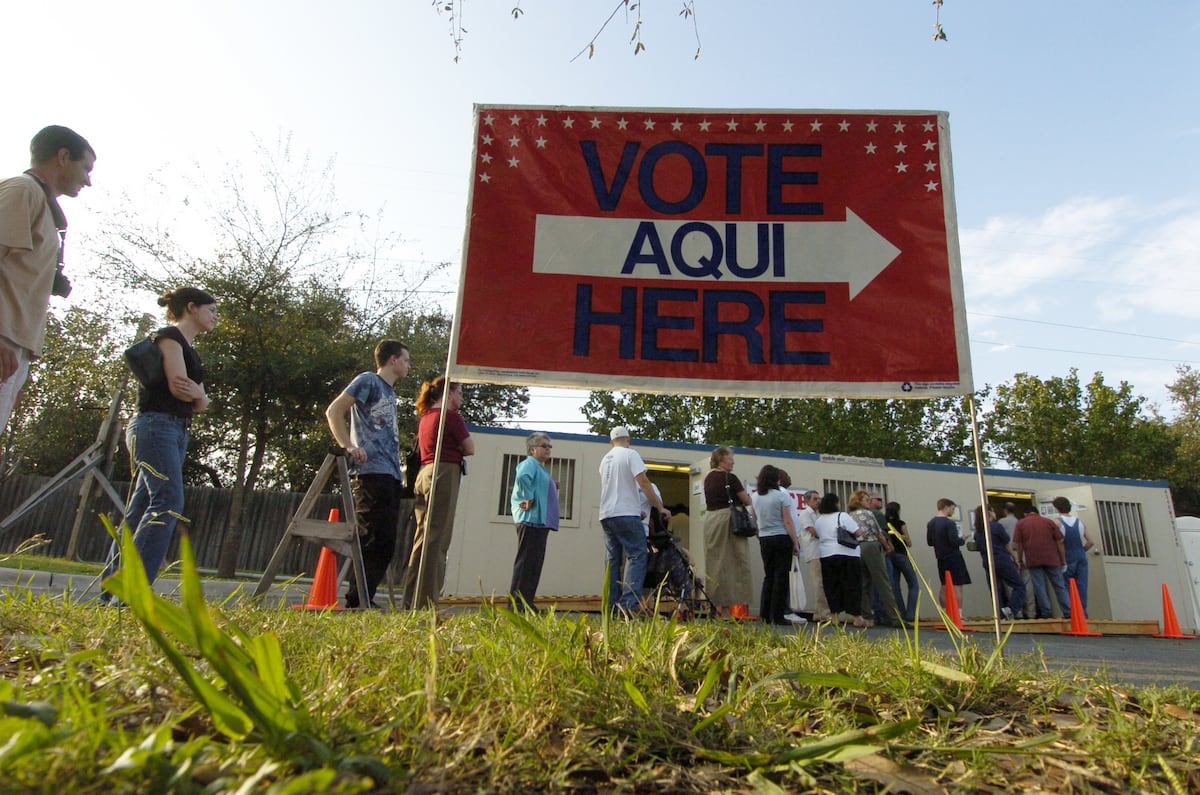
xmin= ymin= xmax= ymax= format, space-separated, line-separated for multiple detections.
xmin=835 ymin=512 xmax=860 ymax=549
xmin=725 ymin=472 xmax=757 ymax=537
xmin=123 ymin=331 xmax=164 ymax=388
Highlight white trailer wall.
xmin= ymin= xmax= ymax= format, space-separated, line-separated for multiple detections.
xmin=440 ymin=426 xmax=1195 ymax=632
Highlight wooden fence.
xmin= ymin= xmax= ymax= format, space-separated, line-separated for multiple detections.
xmin=0 ymin=473 xmax=403 ymax=577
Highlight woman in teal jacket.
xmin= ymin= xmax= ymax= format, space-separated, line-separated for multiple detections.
xmin=509 ymin=432 xmax=559 ymax=611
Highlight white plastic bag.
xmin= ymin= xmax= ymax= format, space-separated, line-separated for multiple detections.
xmin=788 ymin=554 xmax=806 ymax=613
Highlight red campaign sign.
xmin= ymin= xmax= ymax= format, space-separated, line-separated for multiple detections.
xmin=451 ymin=105 xmax=972 ymax=398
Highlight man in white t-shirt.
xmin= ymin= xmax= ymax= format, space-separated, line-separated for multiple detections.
xmin=599 ymin=427 xmax=670 ymax=614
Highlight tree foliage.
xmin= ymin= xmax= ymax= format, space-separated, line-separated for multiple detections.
xmin=1 ymin=304 xmax=137 ymax=481
xmin=91 ymin=137 xmax=474 ymax=574
xmin=581 ymin=391 xmax=981 ymax=465
xmin=1165 ymin=365 xmax=1200 ymax=515
xmin=983 ymin=369 xmax=1175 ymax=480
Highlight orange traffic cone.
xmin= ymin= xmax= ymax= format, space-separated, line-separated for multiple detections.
xmin=1153 ymin=583 xmax=1196 ymax=639
xmin=1062 ymin=578 xmax=1101 ymax=636
xmin=937 ymin=571 xmax=972 ymax=631
xmin=292 ymin=507 xmax=343 ymax=611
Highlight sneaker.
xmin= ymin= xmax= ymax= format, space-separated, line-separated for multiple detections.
xmin=783 ymin=612 xmax=808 ymax=624
xmin=1000 ymin=607 xmax=1015 ymax=621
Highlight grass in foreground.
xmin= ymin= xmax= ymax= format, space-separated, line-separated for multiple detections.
xmin=1 ymin=535 xmax=1198 ymax=793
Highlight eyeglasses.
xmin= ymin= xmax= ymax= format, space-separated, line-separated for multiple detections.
xmin=537 ymin=443 xmax=553 ymax=449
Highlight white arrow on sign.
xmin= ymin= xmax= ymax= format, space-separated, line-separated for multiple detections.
xmin=531 ymin=209 xmax=900 ymax=300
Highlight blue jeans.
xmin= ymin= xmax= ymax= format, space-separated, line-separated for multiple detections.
xmin=1028 ymin=565 xmax=1071 ymax=619
xmin=102 ymin=412 xmax=189 ymax=592
xmin=888 ymin=551 xmax=919 ymax=622
xmin=601 ymin=515 xmax=648 ymax=611
xmin=1065 ymin=553 xmax=1088 ymax=614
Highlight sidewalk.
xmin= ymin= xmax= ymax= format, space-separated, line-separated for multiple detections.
xmin=0 ymin=565 xmax=312 ymax=608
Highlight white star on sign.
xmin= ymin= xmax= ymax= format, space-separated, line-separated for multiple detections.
xmin=895 ymin=162 xmax=909 ymax=173
xmin=923 ymin=140 xmax=937 ymax=151
xmin=866 ymin=120 xmax=878 ymax=132
xmin=483 ymin=114 xmax=495 ymax=126
xmin=480 ymin=153 xmax=492 ymax=163
xmin=508 ymin=136 xmax=520 ymax=147
xmin=924 ymin=161 xmax=937 ymax=172
xmin=535 ymin=137 xmax=547 ymax=148
xmin=838 ymin=120 xmax=850 ymax=132
xmin=894 ymin=142 xmax=908 ymax=153
xmin=671 ymin=119 xmax=683 ymax=131
xmin=479 ymin=173 xmax=491 ymax=183
xmin=617 ymin=118 xmax=629 ymax=130
xmin=923 ymin=120 xmax=935 ymax=132
xmin=590 ymin=117 xmax=602 ymax=128
xmin=782 ymin=120 xmax=794 ymax=132
xmin=507 ymin=156 xmax=520 ymax=168
xmin=925 ymin=180 xmax=939 ymax=191
xmin=864 ymin=143 xmax=877 ymax=154
xmin=509 ymin=114 xmax=521 ymax=126
xmin=536 ymin=114 xmax=548 ymax=126
xmin=643 ymin=118 xmax=656 ymax=130
xmin=893 ymin=121 xmax=906 ymax=133
xmin=481 ymin=134 xmax=493 ymax=145
xmin=726 ymin=119 xmax=739 ymax=131
xmin=699 ymin=120 xmax=711 ymax=131
xmin=754 ymin=120 xmax=766 ymax=132
xmin=809 ymin=120 xmax=823 ymax=132
xmin=563 ymin=117 xmax=575 ymax=129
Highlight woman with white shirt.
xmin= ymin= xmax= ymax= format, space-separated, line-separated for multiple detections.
xmin=813 ymin=492 xmax=868 ymax=627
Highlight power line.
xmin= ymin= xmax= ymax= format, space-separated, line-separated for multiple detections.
xmin=969 ymin=311 xmax=1200 ymax=347
xmin=970 ymin=339 xmax=1200 ymax=365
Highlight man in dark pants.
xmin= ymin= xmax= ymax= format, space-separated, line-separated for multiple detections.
xmin=325 ymin=340 xmax=411 ymax=608
xmin=1013 ymin=504 xmax=1071 ymax=619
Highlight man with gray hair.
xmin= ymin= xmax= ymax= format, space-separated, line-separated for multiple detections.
xmin=509 ymin=431 xmax=559 ymax=611
xmin=1 ymin=125 xmax=95 ymax=433
xmin=599 ymin=427 xmax=670 ymax=615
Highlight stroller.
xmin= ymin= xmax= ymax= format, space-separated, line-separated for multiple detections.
xmin=643 ymin=509 xmax=715 ymax=620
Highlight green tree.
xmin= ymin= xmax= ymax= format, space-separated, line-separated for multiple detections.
xmin=94 ymin=138 xmax=434 ymax=576
xmin=2 ymin=304 xmax=137 ymax=482
xmin=1165 ymin=365 xmax=1200 ymax=515
xmin=984 ymin=369 xmax=1174 ymax=479
xmin=581 ymin=391 xmax=980 ymax=465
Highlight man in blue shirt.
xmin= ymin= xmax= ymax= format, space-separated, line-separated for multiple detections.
xmin=325 ymin=339 xmax=410 ymax=608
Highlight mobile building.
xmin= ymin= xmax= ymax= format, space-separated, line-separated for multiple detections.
xmin=440 ymin=425 xmax=1196 ymax=631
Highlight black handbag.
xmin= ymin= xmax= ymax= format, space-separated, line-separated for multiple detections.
xmin=725 ymin=473 xmax=757 ymax=537
xmin=123 ymin=332 xmax=163 ymax=388
xmin=836 ymin=513 xmax=860 ymax=549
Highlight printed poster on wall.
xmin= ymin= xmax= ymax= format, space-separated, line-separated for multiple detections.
xmin=450 ymin=104 xmax=972 ymax=398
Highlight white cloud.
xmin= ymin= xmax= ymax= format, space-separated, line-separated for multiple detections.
xmin=1118 ymin=207 xmax=1200 ymax=320
xmin=960 ymin=196 xmax=1130 ymax=310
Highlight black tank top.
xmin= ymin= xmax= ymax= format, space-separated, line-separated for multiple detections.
xmin=136 ymin=326 xmax=204 ymax=419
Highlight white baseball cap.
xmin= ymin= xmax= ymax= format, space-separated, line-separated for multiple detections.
xmin=609 ymin=426 xmax=631 ymax=440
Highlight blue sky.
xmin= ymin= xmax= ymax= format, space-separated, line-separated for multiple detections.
xmin=5 ymin=1 xmax=1198 ymax=431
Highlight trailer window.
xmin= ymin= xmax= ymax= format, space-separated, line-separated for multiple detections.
xmin=1094 ymin=500 xmax=1149 ymax=558
xmin=823 ymin=479 xmax=888 ymax=508
xmin=497 ymin=453 xmax=575 ymax=521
